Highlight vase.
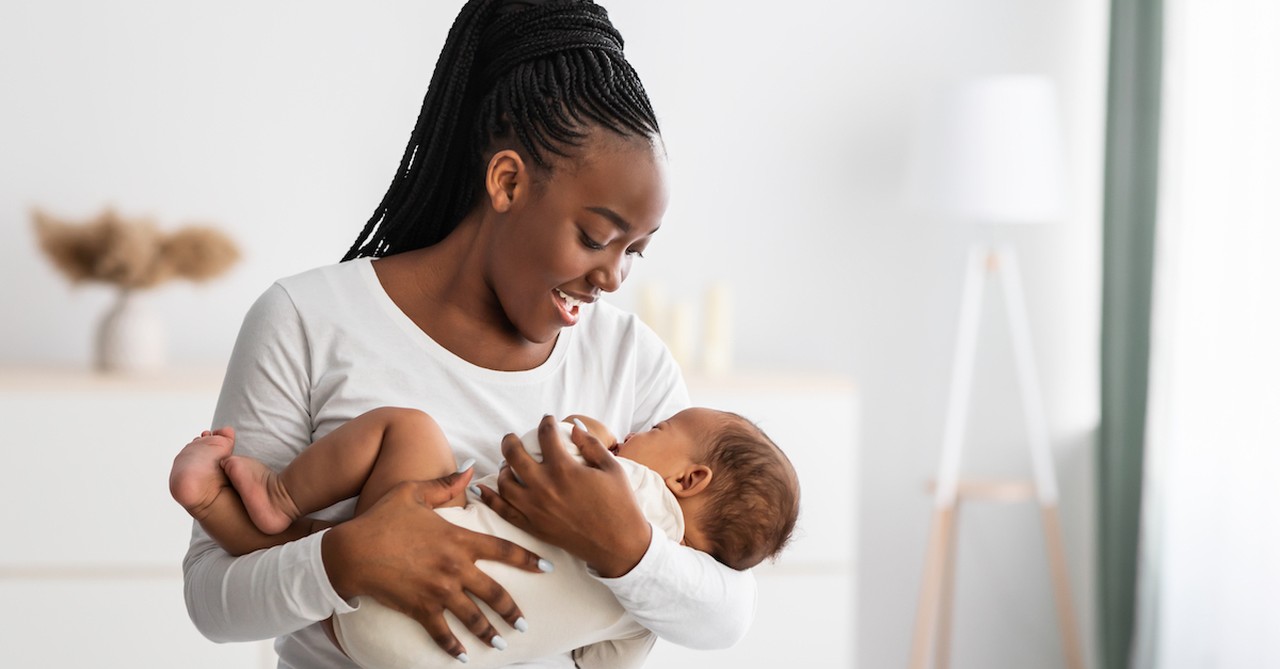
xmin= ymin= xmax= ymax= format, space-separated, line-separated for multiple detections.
xmin=95 ymin=289 xmax=166 ymax=373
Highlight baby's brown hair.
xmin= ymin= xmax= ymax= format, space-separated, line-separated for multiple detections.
xmin=697 ymin=414 xmax=800 ymax=570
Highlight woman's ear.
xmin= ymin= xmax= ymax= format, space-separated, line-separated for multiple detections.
xmin=667 ymin=465 xmax=713 ymax=498
xmin=485 ymin=149 xmax=525 ymax=213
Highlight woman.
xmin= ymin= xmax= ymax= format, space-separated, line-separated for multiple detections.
xmin=182 ymin=1 xmax=755 ymax=667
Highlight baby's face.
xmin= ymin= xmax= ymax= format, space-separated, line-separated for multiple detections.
xmin=609 ymin=407 xmax=721 ymax=478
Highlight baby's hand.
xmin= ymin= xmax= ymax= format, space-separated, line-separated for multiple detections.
xmin=563 ymin=414 xmax=616 ymax=448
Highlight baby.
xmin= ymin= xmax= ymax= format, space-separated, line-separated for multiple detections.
xmin=170 ymin=406 xmax=799 ymax=669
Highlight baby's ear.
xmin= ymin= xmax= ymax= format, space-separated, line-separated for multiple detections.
xmin=667 ymin=465 xmax=713 ymax=498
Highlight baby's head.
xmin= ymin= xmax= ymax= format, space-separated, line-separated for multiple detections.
xmin=612 ymin=408 xmax=800 ymax=570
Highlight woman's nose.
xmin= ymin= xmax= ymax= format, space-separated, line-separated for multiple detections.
xmin=590 ymin=255 xmax=627 ymax=293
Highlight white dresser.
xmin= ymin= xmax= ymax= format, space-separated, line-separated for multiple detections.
xmin=0 ymin=367 xmax=273 ymax=668
xmin=0 ymin=368 xmax=857 ymax=668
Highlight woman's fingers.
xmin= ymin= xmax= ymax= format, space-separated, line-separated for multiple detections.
xmin=570 ymin=420 xmax=617 ymax=470
xmin=477 ymin=480 xmax=533 ymax=533
xmin=484 ymin=428 xmax=650 ymax=576
xmin=410 ymin=609 xmax=469 ymax=662
xmin=461 ymin=568 xmax=529 ymax=636
xmin=404 ymin=569 xmax=530 ymax=662
xmin=446 ymin=591 xmax=506 ymax=653
xmin=323 ymin=483 xmax=552 ymax=661
xmin=413 ymin=469 xmax=474 ymax=508
xmin=534 ymin=414 xmax=574 ymax=464
xmin=499 ymin=432 xmax=539 ymax=486
xmin=470 ymin=521 xmax=549 ymax=574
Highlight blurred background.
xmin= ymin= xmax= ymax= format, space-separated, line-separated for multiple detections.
xmin=2 ymin=1 xmax=1275 ymax=668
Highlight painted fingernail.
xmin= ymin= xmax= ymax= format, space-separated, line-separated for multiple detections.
xmin=572 ymin=418 xmax=587 ymax=432
xmin=456 ymin=653 xmax=469 ymax=664
xmin=467 ymin=484 xmax=482 ymax=498
xmin=456 ymin=458 xmax=476 ymax=473
xmin=538 ymin=558 xmax=555 ymax=573
xmin=491 ymin=635 xmax=507 ymax=651
xmin=514 ymin=617 xmax=528 ymax=633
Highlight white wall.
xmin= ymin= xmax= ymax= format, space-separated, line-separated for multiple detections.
xmin=0 ymin=1 xmax=1107 ymax=667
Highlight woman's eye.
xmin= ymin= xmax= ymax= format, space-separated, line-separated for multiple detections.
xmin=626 ymin=247 xmax=646 ymax=258
xmin=579 ymin=232 xmax=605 ymax=251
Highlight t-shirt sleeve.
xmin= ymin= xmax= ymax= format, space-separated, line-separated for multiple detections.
xmin=594 ymin=521 xmax=757 ymax=649
xmin=182 ymin=283 xmax=357 ymax=642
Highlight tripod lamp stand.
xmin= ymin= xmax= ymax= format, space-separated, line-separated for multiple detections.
xmin=905 ymin=75 xmax=1084 ymax=669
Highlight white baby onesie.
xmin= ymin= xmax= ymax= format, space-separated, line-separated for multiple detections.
xmin=331 ymin=422 xmax=684 ymax=669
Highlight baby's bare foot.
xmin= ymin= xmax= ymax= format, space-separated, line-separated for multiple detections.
xmin=222 ymin=455 xmax=299 ymax=535
xmin=170 ymin=433 xmax=235 ymax=520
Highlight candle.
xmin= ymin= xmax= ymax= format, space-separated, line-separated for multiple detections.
xmin=702 ymin=281 xmax=732 ymax=375
xmin=668 ymin=300 xmax=695 ymax=371
xmin=638 ymin=282 xmax=668 ymax=342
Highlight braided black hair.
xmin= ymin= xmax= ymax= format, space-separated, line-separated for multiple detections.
xmin=343 ymin=0 xmax=661 ymax=261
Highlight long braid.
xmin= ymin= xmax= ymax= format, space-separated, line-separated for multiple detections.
xmin=343 ymin=0 xmax=660 ymax=261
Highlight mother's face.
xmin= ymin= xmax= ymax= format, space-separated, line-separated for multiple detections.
xmin=486 ymin=133 xmax=669 ymax=345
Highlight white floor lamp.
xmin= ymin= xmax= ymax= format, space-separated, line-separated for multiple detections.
xmin=905 ymin=75 xmax=1084 ymax=669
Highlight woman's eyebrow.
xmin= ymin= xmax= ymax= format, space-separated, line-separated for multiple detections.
xmin=585 ymin=206 xmax=631 ymax=233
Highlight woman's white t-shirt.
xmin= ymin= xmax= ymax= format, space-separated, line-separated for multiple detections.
xmin=181 ymin=258 xmax=756 ymax=668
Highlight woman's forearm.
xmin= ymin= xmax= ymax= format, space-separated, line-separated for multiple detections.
xmin=183 ymin=523 xmax=354 ymax=642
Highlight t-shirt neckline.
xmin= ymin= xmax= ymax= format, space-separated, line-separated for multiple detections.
xmin=354 ymin=257 xmax=572 ymax=384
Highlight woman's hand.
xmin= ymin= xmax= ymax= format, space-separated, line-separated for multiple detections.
xmin=477 ymin=415 xmax=652 ymax=578
xmin=321 ymin=470 xmax=549 ymax=659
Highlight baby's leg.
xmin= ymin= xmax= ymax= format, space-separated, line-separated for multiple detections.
xmin=170 ymin=428 xmax=321 ymax=556
xmin=222 ymin=407 xmax=465 ymax=536
xmin=343 ymin=408 xmax=465 ymax=516
xmin=170 ymin=429 xmax=236 ymax=521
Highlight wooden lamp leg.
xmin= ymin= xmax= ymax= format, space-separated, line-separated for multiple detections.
xmin=910 ymin=505 xmax=957 ymax=669
xmin=912 ymin=245 xmax=1085 ymax=669
xmin=913 ymin=244 xmax=987 ymax=669
xmin=935 ymin=504 xmax=961 ymax=669
xmin=1042 ymin=505 xmax=1085 ymax=669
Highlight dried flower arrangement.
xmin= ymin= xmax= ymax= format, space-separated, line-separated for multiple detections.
xmin=32 ymin=207 xmax=241 ymax=372
xmin=32 ymin=208 xmax=240 ymax=289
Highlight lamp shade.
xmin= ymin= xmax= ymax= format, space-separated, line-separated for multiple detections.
xmin=907 ymin=75 xmax=1067 ymax=224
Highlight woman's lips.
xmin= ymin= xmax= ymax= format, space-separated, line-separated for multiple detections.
xmin=553 ymin=289 xmax=580 ymax=326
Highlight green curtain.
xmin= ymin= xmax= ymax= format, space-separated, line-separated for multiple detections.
xmin=1099 ymin=1 xmax=1162 ymax=668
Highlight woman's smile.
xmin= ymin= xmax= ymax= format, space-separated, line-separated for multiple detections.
xmin=553 ymin=288 xmax=595 ymax=326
